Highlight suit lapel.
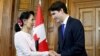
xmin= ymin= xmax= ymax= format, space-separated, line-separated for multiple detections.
xmin=61 ymin=16 xmax=72 ymax=48
xmin=59 ymin=25 xmax=64 ymax=42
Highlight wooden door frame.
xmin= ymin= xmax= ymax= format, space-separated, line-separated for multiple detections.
xmin=0 ymin=0 xmax=14 ymax=56
xmin=68 ymin=0 xmax=100 ymax=18
xmin=68 ymin=0 xmax=100 ymax=56
xmin=96 ymin=8 xmax=100 ymax=56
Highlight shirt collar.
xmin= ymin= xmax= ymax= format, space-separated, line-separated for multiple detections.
xmin=62 ymin=15 xmax=69 ymax=25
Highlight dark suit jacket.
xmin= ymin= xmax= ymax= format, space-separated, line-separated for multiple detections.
xmin=57 ymin=16 xmax=87 ymax=56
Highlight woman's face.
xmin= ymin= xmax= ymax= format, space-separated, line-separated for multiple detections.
xmin=25 ymin=14 xmax=35 ymax=29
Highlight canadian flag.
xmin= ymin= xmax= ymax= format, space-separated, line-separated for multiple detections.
xmin=33 ymin=3 xmax=49 ymax=51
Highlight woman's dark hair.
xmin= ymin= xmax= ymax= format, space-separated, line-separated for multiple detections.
xmin=14 ymin=11 xmax=34 ymax=32
xmin=15 ymin=23 xmax=21 ymax=32
xmin=19 ymin=11 xmax=34 ymax=21
xmin=48 ymin=1 xmax=68 ymax=14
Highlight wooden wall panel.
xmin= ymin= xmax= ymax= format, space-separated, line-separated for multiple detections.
xmin=0 ymin=0 xmax=3 ymax=36
xmin=19 ymin=0 xmax=31 ymax=10
xmin=0 ymin=0 xmax=3 ymax=55
xmin=0 ymin=0 xmax=13 ymax=56
xmin=72 ymin=0 xmax=100 ymax=3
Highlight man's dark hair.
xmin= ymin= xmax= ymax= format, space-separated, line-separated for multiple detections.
xmin=48 ymin=1 xmax=68 ymax=14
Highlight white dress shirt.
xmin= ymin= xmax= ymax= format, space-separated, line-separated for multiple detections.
xmin=62 ymin=15 xmax=69 ymax=30
xmin=14 ymin=31 xmax=48 ymax=56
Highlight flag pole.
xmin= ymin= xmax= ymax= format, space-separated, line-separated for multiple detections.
xmin=35 ymin=0 xmax=41 ymax=51
xmin=34 ymin=0 xmax=49 ymax=51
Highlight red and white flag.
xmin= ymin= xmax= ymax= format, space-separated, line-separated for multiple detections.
xmin=33 ymin=1 xmax=49 ymax=51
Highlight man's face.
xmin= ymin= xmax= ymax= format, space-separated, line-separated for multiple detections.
xmin=50 ymin=11 xmax=62 ymax=23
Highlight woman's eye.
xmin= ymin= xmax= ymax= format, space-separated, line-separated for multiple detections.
xmin=32 ymin=19 xmax=34 ymax=21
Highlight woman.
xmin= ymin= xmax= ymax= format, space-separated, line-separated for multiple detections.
xmin=14 ymin=11 xmax=50 ymax=56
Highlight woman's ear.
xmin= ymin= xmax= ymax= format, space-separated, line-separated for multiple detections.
xmin=60 ymin=8 xmax=64 ymax=12
xmin=22 ymin=19 xmax=27 ymax=25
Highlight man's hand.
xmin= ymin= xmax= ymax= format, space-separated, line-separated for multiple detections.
xmin=55 ymin=54 xmax=61 ymax=56
xmin=49 ymin=50 xmax=61 ymax=56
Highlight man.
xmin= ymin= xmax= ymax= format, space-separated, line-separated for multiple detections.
xmin=48 ymin=1 xmax=87 ymax=56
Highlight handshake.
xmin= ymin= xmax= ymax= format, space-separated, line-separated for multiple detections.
xmin=49 ymin=50 xmax=61 ymax=56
